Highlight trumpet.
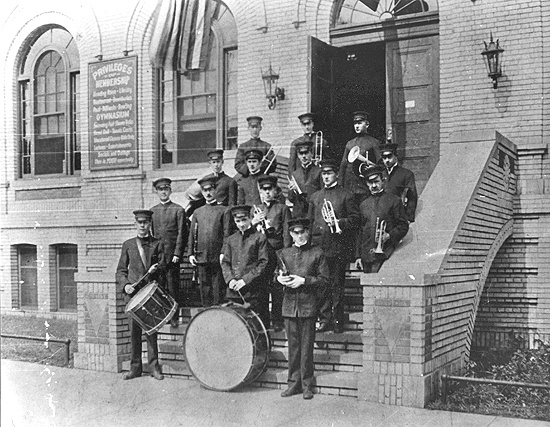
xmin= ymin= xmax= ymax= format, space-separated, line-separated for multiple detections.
xmin=322 ymin=199 xmax=342 ymax=234
xmin=253 ymin=204 xmax=268 ymax=234
xmin=288 ymin=175 xmax=303 ymax=195
xmin=374 ymin=217 xmax=387 ymax=254
xmin=314 ymin=131 xmax=324 ymax=165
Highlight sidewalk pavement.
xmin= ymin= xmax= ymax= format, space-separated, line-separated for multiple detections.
xmin=2 ymin=359 xmax=548 ymax=427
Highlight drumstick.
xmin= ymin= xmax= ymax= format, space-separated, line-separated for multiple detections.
xmin=236 ymin=289 xmax=250 ymax=309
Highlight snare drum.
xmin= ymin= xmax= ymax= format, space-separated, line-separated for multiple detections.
xmin=125 ymin=281 xmax=178 ymax=335
xmin=184 ymin=303 xmax=270 ymax=391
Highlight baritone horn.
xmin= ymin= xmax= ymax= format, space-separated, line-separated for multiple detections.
xmin=322 ymin=199 xmax=342 ymax=234
xmin=347 ymin=145 xmax=376 ymax=166
xmin=314 ymin=131 xmax=324 ymax=165
xmin=374 ymin=217 xmax=386 ymax=254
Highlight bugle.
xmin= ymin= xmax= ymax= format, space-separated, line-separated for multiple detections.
xmin=374 ymin=217 xmax=386 ymax=254
xmin=313 ymin=131 xmax=324 ymax=165
xmin=288 ymin=175 xmax=303 ymax=195
xmin=322 ymin=199 xmax=342 ymax=234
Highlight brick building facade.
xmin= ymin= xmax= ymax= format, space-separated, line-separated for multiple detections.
xmin=0 ymin=0 xmax=548 ymax=407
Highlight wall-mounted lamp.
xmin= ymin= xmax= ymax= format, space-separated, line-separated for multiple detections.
xmin=262 ymin=64 xmax=285 ymax=110
xmin=481 ymin=32 xmax=504 ymax=89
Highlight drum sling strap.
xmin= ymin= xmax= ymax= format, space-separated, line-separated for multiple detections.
xmin=136 ymin=237 xmax=148 ymax=271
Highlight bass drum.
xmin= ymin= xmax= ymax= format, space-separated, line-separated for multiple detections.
xmin=184 ymin=303 xmax=270 ymax=391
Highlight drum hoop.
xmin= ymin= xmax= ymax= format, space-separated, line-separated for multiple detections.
xmin=142 ymin=300 xmax=178 ymax=335
xmin=125 ymin=281 xmax=158 ymax=313
xmin=183 ymin=304 xmax=269 ymax=391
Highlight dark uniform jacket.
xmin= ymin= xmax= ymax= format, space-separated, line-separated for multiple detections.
xmin=188 ymin=202 xmax=231 ymax=264
xmin=150 ymin=201 xmax=188 ymax=259
xmin=288 ymin=162 xmax=322 ymax=219
xmin=115 ymin=235 xmax=165 ymax=297
xmin=308 ymin=184 xmax=360 ymax=258
xmin=358 ymin=190 xmax=409 ymax=264
xmin=385 ymin=164 xmax=418 ymax=222
xmin=234 ymin=138 xmax=277 ymax=177
xmin=288 ymin=134 xmax=329 ymax=173
xmin=202 ymin=172 xmax=237 ymax=207
xmin=221 ymin=227 xmax=269 ymax=301
xmin=278 ymin=243 xmax=329 ymax=318
xmin=251 ymin=201 xmax=292 ymax=251
xmin=338 ymin=134 xmax=382 ymax=196
xmin=237 ymin=172 xmax=262 ymax=206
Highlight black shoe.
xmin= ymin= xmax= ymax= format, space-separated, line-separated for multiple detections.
xmin=151 ymin=370 xmax=164 ymax=380
xmin=281 ymin=388 xmax=302 ymax=397
xmin=122 ymin=371 xmax=141 ymax=380
xmin=303 ymin=389 xmax=314 ymax=400
xmin=316 ymin=322 xmax=332 ymax=333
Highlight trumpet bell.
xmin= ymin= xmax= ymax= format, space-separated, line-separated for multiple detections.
xmin=347 ymin=145 xmax=361 ymax=163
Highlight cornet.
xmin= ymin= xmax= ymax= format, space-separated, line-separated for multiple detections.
xmin=288 ymin=175 xmax=303 ymax=195
xmin=322 ymin=199 xmax=342 ymax=234
xmin=253 ymin=204 xmax=268 ymax=234
xmin=374 ymin=217 xmax=387 ymax=254
xmin=313 ymin=131 xmax=324 ymax=165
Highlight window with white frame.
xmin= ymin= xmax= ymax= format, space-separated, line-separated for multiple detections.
xmin=55 ymin=244 xmax=78 ymax=311
xmin=17 ymin=245 xmax=38 ymax=308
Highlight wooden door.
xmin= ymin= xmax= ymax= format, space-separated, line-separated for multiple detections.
xmin=386 ymin=35 xmax=440 ymax=193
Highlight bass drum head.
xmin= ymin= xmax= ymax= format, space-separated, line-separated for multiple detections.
xmin=184 ymin=306 xmax=263 ymax=391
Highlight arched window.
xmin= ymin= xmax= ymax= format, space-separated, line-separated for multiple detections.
xmin=159 ymin=0 xmax=237 ymax=166
xmin=334 ymin=0 xmax=438 ymax=26
xmin=17 ymin=27 xmax=80 ymax=177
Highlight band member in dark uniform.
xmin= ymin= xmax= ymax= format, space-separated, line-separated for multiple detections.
xmin=288 ymin=112 xmax=330 ymax=173
xmin=116 ymin=209 xmax=166 ymax=380
xmin=188 ymin=176 xmax=231 ymax=307
xmin=287 ymin=139 xmax=322 ymax=218
xmin=252 ymin=175 xmax=292 ymax=331
xmin=221 ymin=205 xmax=270 ymax=328
xmin=308 ymin=159 xmax=360 ymax=333
xmin=339 ymin=111 xmax=382 ymax=206
xmin=277 ymin=218 xmax=329 ymax=400
xmin=204 ymin=149 xmax=238 ymax=207
xmin=150 ymin=178 xmax=189 ymax=327
xmin=234 ymin=116 xmax=277 ymax=177
xmin=355 ymin=165 xmax=409 ymax=274
xmin=379 ymin=143 xmax=418 ymax=222
xmin=237 ymin=149 xmax=264 ymax=206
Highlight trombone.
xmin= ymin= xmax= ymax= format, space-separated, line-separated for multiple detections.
xmin=288 ymin=175 xmax=303 ymax=195
xmin=374 ymin=217 xmax=387 ymax=254
xmin=322 ymin=199 xmax=342 ymax=234
xmin=313 ymin=131 xmax=324 ymax=165
xmin=261 ymin=145 xmax=283 ymax=173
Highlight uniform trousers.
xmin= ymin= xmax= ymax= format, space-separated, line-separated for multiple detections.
xmin=198 ymin=262 xmax=226 ymax=307
xmin=284 ymin=316 xmax=316 ymax=392
xmin=165 ymin=261 xmax=182 ymax=308
xmin=267 ymin=253 xmax=283 ymax=326
xmin=318 ymin=256 xmax=347 ymax=326
xmin=129 ymin=318 xmax=159 ymax=374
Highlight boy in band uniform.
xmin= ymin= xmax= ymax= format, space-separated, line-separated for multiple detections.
xmin=287 ymin=139 xmax=322 ymax=218
xmin=234 ymin=116 xmax=277 ymax=177
xmin=288 ymin=112 xmax=330 ymax=173
xmin=188 ymin=176 xmax=231 ymax=307
xmin=278 ymin=218 xmax=329 ymax=400
xmin=221 ymin=205 xmax=270 ymax=327
xmin=379 ymin=143 xmax=418 ymax=222
xmin=150 ymin=178 xmax=189 ymax=327
xmin=237 ymin=149 xmax=264 ymax=206
xmin=115 ymin=209 xmax=165 ymax=381
xmin=204 ymin=149 xmax=238 ymax=207
xmin=252 ymin=175 xmax=292 ymax=331
xmin=355 ymin=165 xmax=409 ymax=274
xmin=308 ymin=159 xmax=360 ymax=333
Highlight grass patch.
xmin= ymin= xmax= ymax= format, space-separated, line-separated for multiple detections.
xmin=1 ymin=314 xmax=77 ymax=367
xmin=429 ymin=337 xmax=550 ymax=422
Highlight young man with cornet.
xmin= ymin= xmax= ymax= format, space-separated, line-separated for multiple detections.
xmin=355 ymin=165 xmax=409 ymax=274
xmin=308 ymin=159 xmax=360 ymax=333
xmin=287 ymin=140 xmax=322 ymax=218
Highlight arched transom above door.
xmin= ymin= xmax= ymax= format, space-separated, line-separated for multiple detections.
xmin=334 ymin=0 xmax=438 ymax=26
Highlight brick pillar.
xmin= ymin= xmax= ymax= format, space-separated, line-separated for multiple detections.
xmin=73 ymin=278 xmax=129 ymax=372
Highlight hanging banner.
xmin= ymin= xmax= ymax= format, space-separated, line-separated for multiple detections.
xmin=88 ymin=56 xmax=138 ymax=170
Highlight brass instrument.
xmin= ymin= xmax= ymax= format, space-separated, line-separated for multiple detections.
xmin=321 ymin=199 xmax=342 ymax=234
xmin=400 ymin=187 xmax=409 ymax=208
xmin=348 ymin=145 xmax=376 ymax=178
xmin=313 ymin=131 xmax=324 ymax=165
xmin=191 ymin=223 xmax=199 ymax=283
xmin=261 ymin=145 xmax=283 ymax=173
xmin=253 ymin=204 xmax=268 ymax=234
xmin=374 ymin=217 xmax=386 ymax=254
xmin=288 ymin=175 xmax=303 ymax=195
